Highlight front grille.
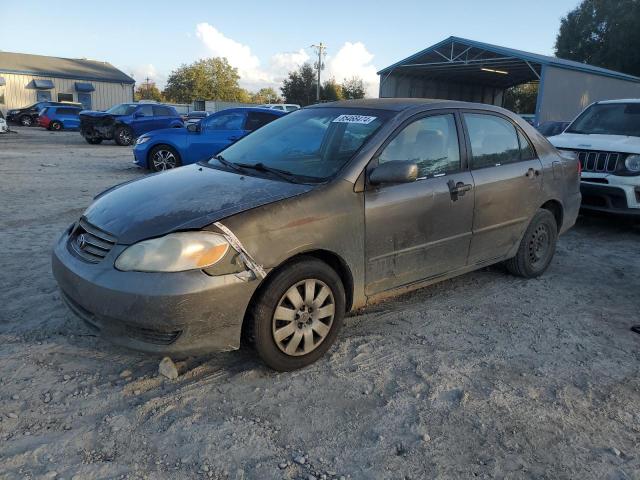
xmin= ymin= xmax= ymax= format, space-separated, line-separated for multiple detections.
xmin=563 ymin=149 xmax=623 ymax=173
xmin=125 ymin=325 xmax=182 ymax=345
xmin=68 ymin=217 xmax=117 ymax=263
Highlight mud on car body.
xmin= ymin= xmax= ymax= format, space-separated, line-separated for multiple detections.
xmin=80 ymin=103 xmax=183 ymax=146
xmin=53 ymin=99 xmax=581 ymax=371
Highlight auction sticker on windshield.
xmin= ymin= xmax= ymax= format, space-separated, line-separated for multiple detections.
xmin=332 ymin=114 xmax=377 ymax=124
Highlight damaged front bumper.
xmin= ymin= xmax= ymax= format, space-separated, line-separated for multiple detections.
xmin=52 ymin=230 xmax=260 ymax=356
xmin=80 ymin=116 xmax=116 ymax=140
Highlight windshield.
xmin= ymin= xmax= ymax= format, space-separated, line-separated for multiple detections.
xmin=566 ymin=103 xmax=640 ymax=136
xmin=208 ymin=107 xmax=390 ymax=181
xmin=106 ymin=104 xmax=138 ymax=115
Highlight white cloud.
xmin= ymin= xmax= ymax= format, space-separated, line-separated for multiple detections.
xmin=192 ymin=23 xmax=379 ymax=96
xmin=123 ymin=63 xmax=167 ymax=88
xmin=326 ymin=42 xmax=379 ymax=97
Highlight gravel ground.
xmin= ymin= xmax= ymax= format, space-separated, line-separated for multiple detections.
xmin=1 ymin=127 xmax=639 ymax=480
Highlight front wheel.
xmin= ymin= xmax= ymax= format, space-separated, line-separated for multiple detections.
xmin=114 ymin=126 xmax=134 ymax=146
xmin=505 ymin=209 xmax=558 ymax=278
xmin=19 ymin=115 xmax=33 ymax=127
xmin=149 ymin=145 xmax=181 ymax=171
xmin=250 ymin=257 xmax=345 ymax=371
xmin=50 ymin=121 xmax=62 ymax=131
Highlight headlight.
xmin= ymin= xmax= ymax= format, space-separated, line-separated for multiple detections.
xmin=136 ymin=136 xmax=151 ymax=145
xmin=625 ymin=155 xmax=640 ymax=172
xmin=115 ymin=232 xmax=230 ymax=272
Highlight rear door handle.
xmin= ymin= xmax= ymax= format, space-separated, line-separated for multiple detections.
xmin=448 ymin=180 xmax=473 ymax=201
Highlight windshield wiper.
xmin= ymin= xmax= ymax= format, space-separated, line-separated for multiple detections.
xmin=213 ymin=154 xmax=246 ymax=173
xmin=235 ymin=162 xmax=300 ymax=183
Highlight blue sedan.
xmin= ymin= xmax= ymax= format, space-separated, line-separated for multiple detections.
xmin=133 ymin=107 xmax=286 ymax=171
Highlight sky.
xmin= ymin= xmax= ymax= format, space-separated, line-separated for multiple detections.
xmin=1 ymin=0 xmax=580 ymax=97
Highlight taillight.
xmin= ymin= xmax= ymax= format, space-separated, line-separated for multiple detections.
xmin=577 ymin=159 xmax=582 ymax=175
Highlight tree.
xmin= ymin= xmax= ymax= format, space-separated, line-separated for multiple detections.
xmin=321 ymin=78 xmax=343 ymax=101
xmin=163 ymin=57 xmax=246 ymax=103
xmin=341 ymin=76 xmax=366 ymax=99
xmin=134 ymin=81 xmax=164 ymax=102
xmin=281 ymin=63 xmax=317 ymax=106
xmin=555 ymin=0 xmax=640 ymax=76
xmin=251 ymin=87 xmax=281 ymax=104
xmin=503 ymin=82 xmax=539 ymax=114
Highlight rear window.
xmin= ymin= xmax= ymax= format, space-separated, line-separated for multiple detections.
xmin=153 ymin=106 xmax=172 ymax=116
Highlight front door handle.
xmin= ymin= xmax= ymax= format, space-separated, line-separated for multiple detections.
xmin=526 ymin=167 xmax=540 ymax=178
xmin=448 ymin=180 xmax=473 ymax=201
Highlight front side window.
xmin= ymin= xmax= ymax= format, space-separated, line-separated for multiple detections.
xmin=106 ymin=104 xmax=138 ymax=115
xmin=464 ymin=113 xmax=520 ymax=168
xmin=565 ymin=102 xmax=640 ymax=137
xmin=379 ymin=114 xmax=461 ymax=178
xmin=203 ymin=112 xmax=245 ymax=131
xmin=210 ymin=107 xmax=390 ymax=181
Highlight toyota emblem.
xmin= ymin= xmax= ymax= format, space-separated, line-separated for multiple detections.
xmin=78 ymin=233 xmax=88 ymax=250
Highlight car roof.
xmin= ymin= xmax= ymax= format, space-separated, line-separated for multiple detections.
xmin=217 ymin=107 xmax=286 ymax=114
xmin=307 ymin=98 xmax=510 ymax=113
xmin=596 ymin=98 xmax=640 ymax=104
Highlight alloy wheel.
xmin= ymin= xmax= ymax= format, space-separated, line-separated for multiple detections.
xmin=272 ymin=279 xmax=335 ymax=356
xmin=152 ymin=150 xmax=178 ymax=170
xmin=21 ymin=116 xmax=32 ymax=126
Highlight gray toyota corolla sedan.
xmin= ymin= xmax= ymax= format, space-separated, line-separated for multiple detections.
xmin=52 ymin=99 xmax=581 ymax=371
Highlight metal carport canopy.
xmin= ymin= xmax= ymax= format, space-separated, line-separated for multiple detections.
xmin=378 ymin=36 xmax=640 ymax=122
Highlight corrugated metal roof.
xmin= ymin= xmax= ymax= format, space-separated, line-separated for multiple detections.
xmin=378 ymin=36 xmax=640 ymax=83
xmin=0 ymin=51 xmax=135 ymax=84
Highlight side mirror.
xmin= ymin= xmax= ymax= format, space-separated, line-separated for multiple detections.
xmin=187 ymin=123 xmax=200 ymax=133
xmin=369 ymin=161 xmax=418 ymax=185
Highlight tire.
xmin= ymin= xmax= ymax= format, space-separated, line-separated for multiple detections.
xmin=50 ymin=121 xmax=62 ymax=131
xmin=19 ymin=115 xmax=33 ymax=127
xmin=250 ymin=257 xmax=345 ymax=371
xmin=505 ymin=209 xmax=558 ymax=278
xmin=149 ymin=145 xmax=181 ymax=171
xmin=114 ymin=126 xmax=134 ymax=146
xmin=85 ymin=137 xmax=103 ymax=145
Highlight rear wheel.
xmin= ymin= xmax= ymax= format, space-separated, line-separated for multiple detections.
xmin=149 ymin=145 xmax=181 ymax=171
xmin=50 ymin=121 xmax=62 ymax=131
xmin=19 ymin=115 xmax=33 ymax=127
xmin=84 ymin=137 xmax=103 ymax=145
xmin=505 ymin=209 xmax=558 ymax=278
xmin=250 ymin=257 xmax=345 ymax=371
xmin=114 ymin=126 xmax=134 ymax=146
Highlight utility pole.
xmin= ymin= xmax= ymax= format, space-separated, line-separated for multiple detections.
xmin=311 ymin=42 xmax=326 ymax=103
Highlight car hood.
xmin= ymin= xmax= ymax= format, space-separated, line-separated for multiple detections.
xmin=83 ymin=164 xmax=314 ymax=244
xmin=141 ymin=127 xmax=187 ymax=139
xmin=80 ymin=111 xmax=120 ymax=118
xmin=548 ymin=132 xmax=640 ymax=154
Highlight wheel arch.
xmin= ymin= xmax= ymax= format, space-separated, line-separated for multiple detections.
xmin=539 ymin=199 xmax=563 ymax=231
xmin=241 ymin=249 xmax=355 ymax=342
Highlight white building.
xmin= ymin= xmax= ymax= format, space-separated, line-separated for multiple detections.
xmin=0 ymin=51 xmax=134 ymax=114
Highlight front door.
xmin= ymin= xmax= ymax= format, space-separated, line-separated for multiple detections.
xmin=187 ymin=111 xmax=247 ymax=162
xmin=462 ymin=112 xmax=543 ymax=264
xmin=365 ymin=112 xmax=475 ymax=295
xmin=78 ymin=93 xmax=92 ymax=110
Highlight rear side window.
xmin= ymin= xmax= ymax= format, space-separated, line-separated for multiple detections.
xmin=464 ymin=113 xmax=520 ymax=168
xmin=153 ymin=106 xmax=172 ymax=116
xmin=138 ymin=105 xmax=154 ymax=116
xmin=246 ymin=112 xmax=278 ymax=131
xmin=378 ymin=113 xmax=461 ymax=178
xmin=58 ymin=108 xmax=80 ymax=115
xmin=518 ymin=130 xmax=536 ymax=160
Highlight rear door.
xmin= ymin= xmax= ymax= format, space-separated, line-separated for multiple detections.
xmin=364 ymin=111 xmax=475 ymax=295
xmin=462 ymin=112 xmax=543 ymax=264
xmin=153 ymin=105 xmax=174 ymax=129
xmin=186 ymin=110 xmax=246 ymax=162
xmin=133 ymin=104 xmax=155 ymax=135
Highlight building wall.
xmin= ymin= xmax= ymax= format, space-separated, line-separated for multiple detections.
xmin=379 ymin=73 xmax=504 ymax=106
xmin=538 ymin=66 xmax=640 ymax=123
xmin=0 ymin=72 xmax=133 ymax=113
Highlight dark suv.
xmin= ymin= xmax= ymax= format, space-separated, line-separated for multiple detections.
xmin=80 ymin=103 xmax=183 ymax=146
xmin=7 ymin=101 xmax=83 ymax=127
